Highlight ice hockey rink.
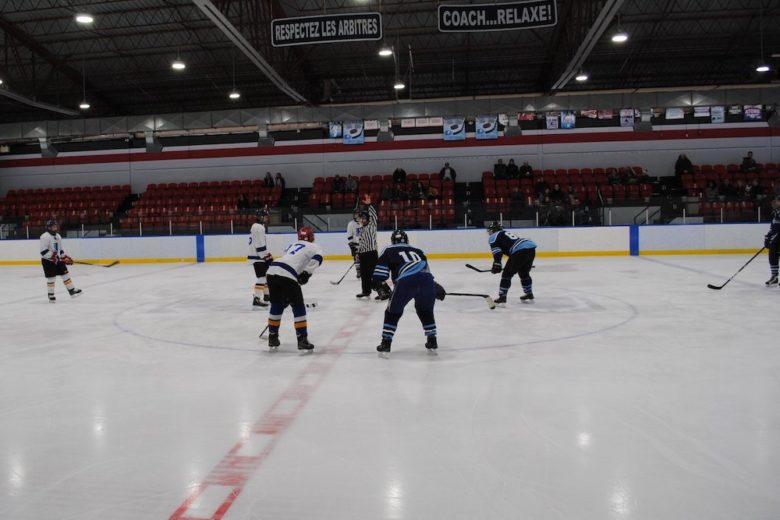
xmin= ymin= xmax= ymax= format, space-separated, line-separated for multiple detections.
xmin=1 ymin=255 xmax=779 ymax=520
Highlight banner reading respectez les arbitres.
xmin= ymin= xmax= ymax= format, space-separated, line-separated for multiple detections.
xmin=272 ymin=13 xmax=382 ymax=46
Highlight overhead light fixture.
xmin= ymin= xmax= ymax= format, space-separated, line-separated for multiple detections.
xmin=378 ymin=46 xmax=393 ymax=57
xmin=611 ymin=30 xmax=628 ymax=43
xmin=756 ymin=10 xmax=769 ymax=74
xmin=171 ymin=59 xmax=186 ymax=70
xmin=75 ymin=13 xmax=94 ymax=24
xmin=228 ymin=54 xmax=240 ymax=100
xmin=0 ymin=78 xmax=3 ymax=85
xmin=79 ymin=57 xmax=90 ymax=110
xmin=575 ymin=72 xmax=589 ymax=82
xmin=393 ymin=81 xmax=405 ymax=90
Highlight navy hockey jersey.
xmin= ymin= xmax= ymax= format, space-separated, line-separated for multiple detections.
xmin=768 ymin=209 xmax=780 ymax=236
xmin=373 ymin=244 xmax=432 ymax=283
xmin=489 ymin=230 xmax=536 ymax=261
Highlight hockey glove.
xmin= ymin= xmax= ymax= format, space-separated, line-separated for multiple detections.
xmin=491 ymin=262 xmax=502 ymax=274
xmin=61 ymin=255 xmax=74 ymax=265
xmin=349 ymin=243 xmax=359 ymax=256
xmin=298 ymin=271 xmax=311 ymax=285
xmin=435 ymin=282 xmax=446 ymax=301
xmin=262 ymin=253 xmax=273 ymax=263
xmin=765 ymin=234 xmax=777 ymax=248
xmin=50 ymin=253 xmax=60 ymax=264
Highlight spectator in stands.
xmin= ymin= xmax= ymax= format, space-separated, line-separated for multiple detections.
xmin=392 ymin=167 xmax=407 ymax=185
xmin=506 ymin=159 xmax=520 ymax=179
xmin=549 ymin=183 xmax=566 ymax=204
xmin=607 ymin=169 xmax=622 ymax=185
xmin=345 ymin=175 xmax=358 ymax=193
xmin=701 ymin=182 xmax=715 ymax=200
xmin=238 ymin=193 xmax=249 ymax=209
xmin=380 ymin=184 xmax=393 ymax=200
xmin=275 ymin=172 xmax=286 ymax=190
xmin=427 ymin=185 xmax=439 ymax=200
xmin=741 ymin=151 xmax=759 ymax=173
xmin=264 ymin=172 xmax=274 ymax=188
xmin=746 ymin=179 xmax=764 ymax=200
xmin=412 ymin=181 xmax=426 ymax=200
xmin=735 ymin=179 xmax=747 ymax=199
xmin=674 ymin=154 xmax=693 ymax=177
xmin=392 ymin=184 xmax=408 ymax=201
xmin=719 ymin=178 xmax=738 ymax=200
xmin=518 ymin=161 xmax=533 ymax=178
xmin=333 ymin=174 xmax=346 ymax=193
xmin=493 ymin=158 xmax=507 ymax=179
xmin=534 ymin=177 xmax=549 ymax=198
xmin=440 ymin=162 xmax=456 ymax=182
xmin=250 ymin=195 xmax=261 ymax=209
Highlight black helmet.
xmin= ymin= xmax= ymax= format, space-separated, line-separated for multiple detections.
xmin=358 ymin=210 xmax=369 ymax=221
xmin=255 ymin=209 xmax=269 ymax=221
xmin=487 ymin=221 xmax=503 ymax=234
xmin=46 ymin=219 xmax=58 ymax=232
xmin=390 ymin=229 xmax=408 ymax=244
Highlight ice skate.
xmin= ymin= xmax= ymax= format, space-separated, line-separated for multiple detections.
xmin=297 ymin=334 xmax=314 ymax=351
xmin=425 ymin=336 xmax=438 ymax=350
xmin=68 ymin=288 xmax=82 ymax=299
xmin=48 ymin=295 xmax=56 ymax=303
xmin=494 ymin=295 xmax=507 ymax=305
xmin=376 ymin=339 xmax=391 ymax=352
xmin=520 ymin=293 xmax=534 ymax=302
xmin=253 ymin=296 xmax=268 ymax=309
xmin=268 ymin=333 xmax=280 ymax=349
xmin=765 ymin=275 xmax=778 ymax=287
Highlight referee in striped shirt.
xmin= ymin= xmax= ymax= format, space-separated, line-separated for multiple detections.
xmin=356 ymin=194 xmax=379 ymax=299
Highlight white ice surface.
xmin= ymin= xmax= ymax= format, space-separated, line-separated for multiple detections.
xmin=1 ymin=256 xmax=779 ymax=520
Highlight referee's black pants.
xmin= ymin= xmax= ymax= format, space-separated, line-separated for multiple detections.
xmin=358 ymin=250 xmax=378 ymax=295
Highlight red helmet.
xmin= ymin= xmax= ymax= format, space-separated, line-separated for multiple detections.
xmin=298 ymin=226 xmax=315 ymax=242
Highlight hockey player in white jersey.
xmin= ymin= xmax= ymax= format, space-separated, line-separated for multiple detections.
xmin=248 ymin=209 xmax=272 ymax=308
xmin=265 ymin=227 xmax=324 ymax=350
xmin=39 ymin=219 xmax=82 ymax=302
xmin=346 ymin=210 xmax=362 ymax=278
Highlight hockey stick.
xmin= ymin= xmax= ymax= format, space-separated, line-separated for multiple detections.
xmin=259 ymin=325 xmax=269 ymax=338
xmin=330 ymin=262 xmax=356 ymax=285
xmin=465 ymin=264 xmax=492 ymax=273
xmin=707 ymin=247 xmax=765 ymax=290
xmin=445 ymin=292 xmax=497 ymax=309
xmin=74 ymin=260 xmax=119 ymax=268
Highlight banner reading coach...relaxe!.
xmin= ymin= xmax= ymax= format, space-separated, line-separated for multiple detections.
xmin=438 ymin=0 xmax=557 ymax=32
xmin=272 ymin=12 xmax=382 ymax=46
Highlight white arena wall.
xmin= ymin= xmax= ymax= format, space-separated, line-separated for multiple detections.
xmin=0 ymin=224 xmax=767 ymax=265
xmin=0 ymin=124 xmax=777 ymax=195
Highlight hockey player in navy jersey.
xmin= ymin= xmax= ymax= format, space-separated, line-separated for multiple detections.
xmin=265 ymin=227 xmax=323 ymax=350
xmin=764 ymin=196 xmax=780 ymax=286
xmin=487 ymin=221 xmax=537 ymax=304
xmin=373 ymin=230 xmax=438 ymax=353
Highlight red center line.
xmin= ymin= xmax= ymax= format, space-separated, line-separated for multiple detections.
xmin=169 ymin=311 xmax=371 ymax=520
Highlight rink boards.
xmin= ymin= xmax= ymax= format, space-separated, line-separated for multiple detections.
xmin=0 ymin=223 xmax=766 ymax=265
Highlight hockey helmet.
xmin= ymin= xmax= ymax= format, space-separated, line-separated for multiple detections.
xmin=487 ymin=220 xmax=503 ymax=234
xmin=298 ymin=226 xmax=315 ymax=242
xmin=390 ymin=229 xmax=409 ymax=244
xmin=255 ymin=208 xmax=269 ymax=221
xmin=358 ymin=210 xmax=370 ymax=222
xmin=45 ymin=219 xmax=59 ymax=232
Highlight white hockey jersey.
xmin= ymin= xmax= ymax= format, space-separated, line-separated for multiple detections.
xmin=346 ymin=219 xmax=361 ymax=246
xmin=39 ymin=231 xmax=64 ymax=262
xmin=266 ymin=240 xmax=324 ymax=282
xmin=247 ymin=222 xmax=270 ymax=262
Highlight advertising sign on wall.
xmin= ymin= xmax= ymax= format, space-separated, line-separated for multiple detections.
xmin=443 ymin=117 xmax=466 ymax=141
xmin=342 ymin=121 xmax=364 ymax=144
xmin=475 ymin=115 xmax=498 ymax=139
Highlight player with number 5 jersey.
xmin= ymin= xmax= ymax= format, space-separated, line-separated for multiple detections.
xmin=372 ymin=230 xmax=438 ymax=353
xmin=487 ymin=221 xmax=537 ymax=304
